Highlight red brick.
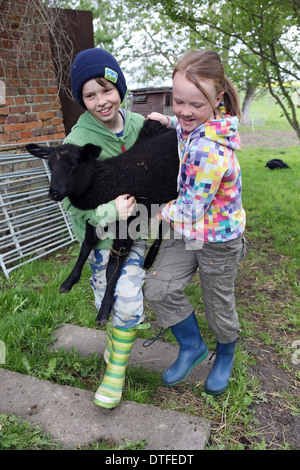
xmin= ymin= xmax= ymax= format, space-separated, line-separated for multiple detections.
xmin=33 ymin=96 xmax=44 ymax=103
xmin=10 ymin=132 xmax=22 ymax=142
xmin=38 ymin=111 xmax=55 ymax=120
xmin=36 ymin=87 xmax=47 ymax=95
xmin=24 ymin=121 xmax=43 ymax=130
xmin=18 ymin=136 xmax=39 ymax=144
xmin=16 ymin=114 xmax=28 ymax=123
xmin=14 ymin=96 xmax=25 ymax=105
xmin=51 ymin=117 xmax=63 ymax=126
xmin=25 ymin=113 xmax=38 ymax=121
xmin=11 ymin=79 xmax=21 ymax=87
xmin=3 ymin=123 xmax=25 ymax=132
xmin=31 ymin=127 xmax=45 ymax=137
xmin=46 ymin=132 xmax=65 ymax=141
xmin=57 ymin=124 xmax=65 ymax=133
xmin=47 ymin=87 xmax=58 ymax=95
xmin=4 ymin=115 xmax=18 ymax=124
xmin=20 ymin=130 xmax=31 ymax=138
xmin=31 ymin=104 xmax=48 ymax=112
xmin=0 ymin=133 xmax=11 ymax=142
xmin=5 ymin=97 xmax=15 ymax=106
xmin=9 ymin=105 xmax=30 ymax=114
xmin=0 ymin=107 xmax=10 ymax=116
xmin=50 ymin=103 xmax=62 ymax=111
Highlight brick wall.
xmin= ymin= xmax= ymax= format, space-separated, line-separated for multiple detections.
xmin=0 ymin=0 xmax=66 ymax=147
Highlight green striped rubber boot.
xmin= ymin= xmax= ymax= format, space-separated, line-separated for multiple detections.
xmin=94 ymin=326 xmax=138 ymax=409
xmin=103 ymin=320 xmax=113 ymax=364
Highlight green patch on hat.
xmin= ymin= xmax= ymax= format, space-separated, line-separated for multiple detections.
xmin=105 ymin=67 xmax=118 ymax=84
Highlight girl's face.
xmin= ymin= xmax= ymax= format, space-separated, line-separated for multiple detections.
xmin=172 ymin=71 xmax=223 ymax=133
xmin=82 ymin=78 xmax=121 ymax=129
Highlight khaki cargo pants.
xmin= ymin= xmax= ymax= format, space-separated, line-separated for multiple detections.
xmin=144 ymin=235 xmax=246 ymax=343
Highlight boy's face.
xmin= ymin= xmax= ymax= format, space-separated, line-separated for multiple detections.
xmin=82 ymin=78 xmax=121 ymax=128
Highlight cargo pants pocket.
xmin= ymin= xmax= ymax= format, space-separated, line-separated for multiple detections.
xmin=144 ymin=269 xmax=173 ymax=302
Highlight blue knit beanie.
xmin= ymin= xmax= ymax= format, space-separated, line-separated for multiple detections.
xmin=71 ymin=48 xmax=127 ymax=108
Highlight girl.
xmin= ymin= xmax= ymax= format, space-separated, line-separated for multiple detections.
xmin=145 ymin=50 xmax=246 ymax=395
xmin=64 ymin=48 xmax=147 ymax=408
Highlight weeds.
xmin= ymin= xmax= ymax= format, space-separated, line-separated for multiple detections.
xmin=0 ymin=414 xmax=60 ymax=450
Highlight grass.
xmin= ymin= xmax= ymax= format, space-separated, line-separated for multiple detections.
xmin=239 ymin=145 xmax=300 ymax=261
xmin=1 ymin=98 xmax=299 ymax=449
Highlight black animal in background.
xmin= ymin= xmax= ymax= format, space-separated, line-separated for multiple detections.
xmin=26 ymin=120 xmax=179 ymax=326
xmin=265 ymin=159 xmax=291 ymax=170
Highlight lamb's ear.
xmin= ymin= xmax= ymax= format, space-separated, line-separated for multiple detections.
xmin=80 ymin=143 xmax=102 ymax=160
xmin=26 ymin=144 xmax=52 ymax=159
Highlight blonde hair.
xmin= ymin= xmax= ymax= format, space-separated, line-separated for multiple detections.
xmin=173 ymin=50 xmax=241 ymax=121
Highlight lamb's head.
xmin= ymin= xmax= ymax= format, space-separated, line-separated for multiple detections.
xmin=26 ymin=143 xmax=102 ymax=201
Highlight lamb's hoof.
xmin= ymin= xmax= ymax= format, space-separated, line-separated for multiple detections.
xmin=59 ymin=285 xmax=71 ymax=294
xmin=143 ymin=256 xmax=155 ymax=270
xmin=95 ymin=318 xmax=108 ymax=327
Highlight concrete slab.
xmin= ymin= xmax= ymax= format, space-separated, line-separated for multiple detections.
xmin=0 ymin=368 xmax=210 ymax=450
xmin=51 ymin=323 xmax=213 ymax=384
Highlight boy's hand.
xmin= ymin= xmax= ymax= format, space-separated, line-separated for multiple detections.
xmin=147 ymin=112 xmax=170 ymax=127
xmin=115 ymin=194 xmax=136 ymax=220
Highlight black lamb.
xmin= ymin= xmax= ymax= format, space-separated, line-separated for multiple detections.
xmin=26 ymin=120 xmax=179 ymax=326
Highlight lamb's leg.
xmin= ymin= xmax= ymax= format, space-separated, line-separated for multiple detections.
xmin=143 ymin=238 xmax=163 ymax=270
xmin=95 ymin=237 xmax=135 ymax=327
xmin=143 ymin=219 xmax=170 ymax=270
xmin=60 ymin=222 xmax=97 ymax=293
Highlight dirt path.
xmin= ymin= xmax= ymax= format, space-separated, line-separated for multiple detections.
xmin=240 ymin=129 xmax=299 ymax=148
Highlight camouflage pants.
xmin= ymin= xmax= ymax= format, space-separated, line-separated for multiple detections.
xmin=88 ymin=241 xmax=147 ymax=328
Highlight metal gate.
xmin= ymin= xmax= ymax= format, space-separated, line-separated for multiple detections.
xmin=0 ymin=145 xmax=76 ymax=279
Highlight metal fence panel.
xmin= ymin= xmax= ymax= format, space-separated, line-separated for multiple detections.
xmin=249 ymin=113 xmax=266 ymax=131
xmin=0 ymin=148 xmax=76 ymax=279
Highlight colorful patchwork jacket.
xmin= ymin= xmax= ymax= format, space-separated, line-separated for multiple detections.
xmin=161 ymin=108 xmax=246 ymax=243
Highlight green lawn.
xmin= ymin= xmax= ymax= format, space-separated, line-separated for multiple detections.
xmin=239 ymin=145 xmax=300 ymax=262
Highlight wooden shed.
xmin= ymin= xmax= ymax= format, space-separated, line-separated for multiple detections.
xmin=128 ymin=87 xmax=173 ymax=117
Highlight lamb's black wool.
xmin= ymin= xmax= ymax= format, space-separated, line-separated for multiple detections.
xmin=26 ymin=120 xmax=179 ymax=326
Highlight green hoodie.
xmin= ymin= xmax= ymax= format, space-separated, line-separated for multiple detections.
xmin=63 ymin=109 xmax=145 ymax=249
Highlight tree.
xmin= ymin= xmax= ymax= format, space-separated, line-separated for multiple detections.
xmin=123 ymin=0 xmax=300 ymax=139
xmin=57 ymin=0 xmax=300 ymax=138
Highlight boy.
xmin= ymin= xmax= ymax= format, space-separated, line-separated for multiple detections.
xmin=64 ymin=48 xmax=146 ymax=408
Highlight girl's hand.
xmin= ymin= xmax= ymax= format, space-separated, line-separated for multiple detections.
xmin=147 ymin=112 xmax=170 ymax=127
xmin=115 ymin=194 xmax=136 ymax=220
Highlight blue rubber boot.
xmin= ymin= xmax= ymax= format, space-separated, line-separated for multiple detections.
xmin=205 ymin=339 xmax=237 ymax=395
xmin=162 ymin=311 xmax=208 ymax=386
